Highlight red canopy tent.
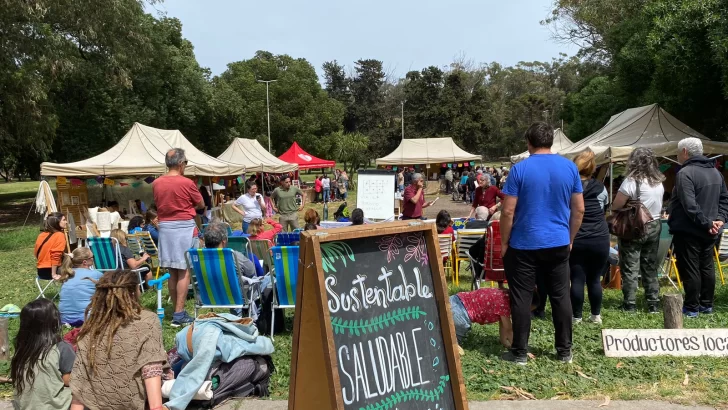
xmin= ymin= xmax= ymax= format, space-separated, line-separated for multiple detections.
xmin=278 ymin=142 xmax=335 ymax=169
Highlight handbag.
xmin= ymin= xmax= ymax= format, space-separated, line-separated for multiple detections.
xmin=606 ymin=180 xmax=653 ymax=240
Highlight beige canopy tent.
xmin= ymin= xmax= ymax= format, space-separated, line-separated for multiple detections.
xmin=217 ymin=138 xmax=298 ymax=173
xmin=510 ymin=128 xmax=573 ymax=163
xmin=558 ymin=104 xmax=716 ymax=164
xmin=376 ymin=137 xmax=481 ymax=165
xmin=41 ymin=123 xmax=246 ymax=176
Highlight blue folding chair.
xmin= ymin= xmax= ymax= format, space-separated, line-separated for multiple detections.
xmin=88 ymin=237 xmax=147 ymax=292
xmin=271 ymin=245 xmax=299 ymax=338
xmin=186 ymin=248 xmax=262 ymax=318
xmin=275 ymin=231 xmax=300 ymax=246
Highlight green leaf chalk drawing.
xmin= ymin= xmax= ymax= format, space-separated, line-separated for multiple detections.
xmin=360 ymin=375 xmax=451 ymax=410
xmin=321 ymin=242 xmax=355 ymax=273
xmin=330 ymin=307 xmax=427 ymax=336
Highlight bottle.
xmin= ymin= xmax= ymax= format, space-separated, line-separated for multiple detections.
xmin=323 ymin=201 xmax=329 ymax=221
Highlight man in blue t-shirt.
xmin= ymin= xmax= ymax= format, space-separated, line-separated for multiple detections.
xmin=500 ymin=122 xmax=585 ymax=365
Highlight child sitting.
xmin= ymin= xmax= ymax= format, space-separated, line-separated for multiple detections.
xmin=436 ymin=210 xmax=455 ymax=239
xmin=11 ymin=299 xmax=75 ymax=410
xmin=450 ymin=288 xmax=539 ymax=355
xmin=109 ymin=229 xmax=151 ymax=281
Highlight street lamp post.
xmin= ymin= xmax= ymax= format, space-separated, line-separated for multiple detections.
xmin=257 ymin=79 xmax=277 ymax=153
xmin=401 ymin=100 xmax=406 ymax=140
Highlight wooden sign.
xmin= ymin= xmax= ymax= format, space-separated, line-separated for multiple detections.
xmin=602 ymin=329 xmax=728 ymax=357
xmin=290 ymin=221 xmax=468 ymax=410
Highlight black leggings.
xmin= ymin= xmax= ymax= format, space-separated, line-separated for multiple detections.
xmin=569 ymin=238 xmax=609 ymax=318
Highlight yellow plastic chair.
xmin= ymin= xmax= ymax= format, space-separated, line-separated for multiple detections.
xmin=438 ymin=234 xmax=455 ymax=284
xmin=713 ymin=229 xmax=728 ymax=285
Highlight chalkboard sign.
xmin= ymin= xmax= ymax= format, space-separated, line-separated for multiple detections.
xmin=289 ymin=221 xmax=467 ymax=410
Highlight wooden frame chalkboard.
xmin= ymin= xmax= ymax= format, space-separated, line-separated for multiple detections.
xmin=289 ymin=221 xmax=468 ymax=410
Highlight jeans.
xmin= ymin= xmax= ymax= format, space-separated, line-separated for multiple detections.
xmin=399 ymin=184 xmax=405 ymax=192
xmin=242 ymin=221 xmax=250 ymax=234
xmin=570 ymin=238 xmax=609 ymax=317
xmin=469 ymin=190 xmax=475 ymax=204
xmin=323 ymin=188 xmax=330 ymax=203
xmin=449 ymin=295 xmax=471 ymax=344
xmin=673 ymin=234 xmax=716 ymax=311
xmin=618 ymin=220 xmax=661 ymax=306
xmin=504 ymin=245 xmax=572 ymax=358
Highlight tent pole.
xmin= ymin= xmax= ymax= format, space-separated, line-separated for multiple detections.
xmin=609 ymin=162 xmax=614 ymax=214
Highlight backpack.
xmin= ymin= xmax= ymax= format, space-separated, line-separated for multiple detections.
xmin=195 ymin=355 xmax=274 ymax=408
xmin=606 ymin=180 xmax=653 ymax=240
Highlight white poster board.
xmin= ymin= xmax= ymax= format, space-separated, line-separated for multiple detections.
xmin=356 ymin=170 xmax=396 ymax=220
xmin=602 ymin=329 xmax=728 ymax=357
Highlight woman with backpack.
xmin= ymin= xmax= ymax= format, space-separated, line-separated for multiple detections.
xmin=611 ymin=147 xmax=665 ymax=313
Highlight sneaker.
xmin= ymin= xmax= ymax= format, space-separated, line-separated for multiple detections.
xmin=171 ymin=312 xmax=194 ymax=327
xmin=648 ymin=304 xmax=660 ymax=314
xmin=572 ymin=317 xmax=582 ymax=324
xmin=699 ymin=306 xmax=714 ymax=315
xmin=501 ymin=351 xmax=527 ymax=365
xmin=588 ymin=314 xmax=602 ymax=324
xmin=557 ymin=352 xmax=573 ymax=364
xmin=682 ymin=307 xmax=699 ymax=319
xmin=621 ymin=303 xmax=636 ymax=313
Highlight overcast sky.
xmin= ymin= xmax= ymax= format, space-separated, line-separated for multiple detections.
xmin=151 ymin=0 xmax=576 ymax=78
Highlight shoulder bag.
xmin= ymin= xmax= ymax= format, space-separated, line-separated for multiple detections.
xmin=606 ymin=180 xmax=653 ymax=240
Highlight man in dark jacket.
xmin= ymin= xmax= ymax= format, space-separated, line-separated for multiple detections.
xmin=668 ymin=138 xmax=728 ymax=317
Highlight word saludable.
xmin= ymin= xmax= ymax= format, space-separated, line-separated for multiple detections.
xmin=326 ymin=264 xmax=433 ymax=314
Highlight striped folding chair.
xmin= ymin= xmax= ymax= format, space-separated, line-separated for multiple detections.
xmin=271 ymin=245 xmax=299 ymax=339
xmin=227 ymin=236 xmax=252 ymax=259
xmin=713 ymin=229 xmax=728 ymax=286
xmin=438 ymin=234 xmax=455 ymax=284
xmin=88 ymin=237 xmax=147 ymax=292
xmin=186 ymin=248 xmax=260 ymax=318
xmin=250 ymin=239 xmax=274 ymax=274
xmin=454 ymin=229 xmax=486 ymax=284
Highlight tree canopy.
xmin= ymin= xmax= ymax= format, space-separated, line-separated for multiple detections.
xmin=3 ymin=0 xmax=726 ymax=180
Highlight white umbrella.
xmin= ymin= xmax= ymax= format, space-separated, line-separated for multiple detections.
xmin=34 ymin=180 xmax=57 ymax=216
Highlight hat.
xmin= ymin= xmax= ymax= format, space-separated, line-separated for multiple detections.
xmin=475 ymin=206 xmax=489 ymax=220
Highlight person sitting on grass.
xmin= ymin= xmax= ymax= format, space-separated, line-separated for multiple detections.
xmin=450 ymin=288 xmax=539 ymax=355
xmin=11 ymin=299 xmax=75 ymax=410
xmin=70 ymin=270 xmax=169 ymax=410
xmin=109 ymin=229 xmax=151 ymax=281
xmin=351 ymin=208 xmax=365 ymax=226
xmin=247 ymin=217 xmax=283 ymax=244
xmin=58 ymin=248 xmax=103 ymax=327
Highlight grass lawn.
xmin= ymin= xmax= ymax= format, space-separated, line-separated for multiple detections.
xmin=2 ymin=180 xmax=728 ymax=404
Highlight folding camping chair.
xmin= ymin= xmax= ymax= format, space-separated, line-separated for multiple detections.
xmin=227 ymin=236 xmax=252 ymax=259
xmin=438 ymin=234 xmax=455 ymax=283
xmin=127 ymin=232 xmax=162 ymax=280
xmin=35 ymin=277 xmax=59 ymax=299
xmin=275 ymin=231 xmax=301 ymax=246
xmin=454 ymin=229 xmax=486 ymax=285
xmin=88 ymin=237 xmax=147 ymax=292
xmin=186 ymin=248 xmax=261 ymax=318
xmin=657 ymin=220 xmax=681 ymax=290
xmin=713 ymin=229 xmax=728 ymax=286
xmin=250 ymin=239 xmax=275 ymax=274
xmin=271 ymin=245 xmax=299 ymax=339
xmin=484 ymin=221 xmax=506 ymax=287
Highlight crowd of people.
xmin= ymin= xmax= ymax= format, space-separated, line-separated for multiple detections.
xmin=20 ymin=128 xmax=728 ymax=408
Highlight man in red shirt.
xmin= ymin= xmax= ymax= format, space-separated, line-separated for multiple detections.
xmin=153 ymin=148 xmax=205 ymax=327
xmin=468 ymin=174 xmax=505 ymax=219
xmin=402 ymin=173 xmax=435 ymax=220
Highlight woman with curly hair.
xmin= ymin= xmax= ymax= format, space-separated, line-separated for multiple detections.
xmin=611 ymin=147 xmax=665 ymax=313
xmin=70 ymin=270 xmax=168 ymax=410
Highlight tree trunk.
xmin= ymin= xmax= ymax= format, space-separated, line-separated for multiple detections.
xmin=663 ymin=293 xmax=683 ymax=329
xmin=0 ymin=318 xmax=8 ymax=361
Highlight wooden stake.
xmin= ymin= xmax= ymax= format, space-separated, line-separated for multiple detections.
xmin=663 ymin=293 xmax=683 ymax=329
xmin=0 ymin=318 xmax=9 ymax=361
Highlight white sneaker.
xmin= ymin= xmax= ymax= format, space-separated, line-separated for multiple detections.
xmin=588 ymin=314 xmax=602 ymax=324
xmin=572 ymin=317 xmax=582 ymax=324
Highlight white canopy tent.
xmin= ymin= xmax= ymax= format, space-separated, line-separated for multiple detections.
xmin=559 ymin=104 xmax=714 ymax=164
xmin=375 ymin=137 xmax=481 ymax=165
xmin=41 ymin=123 xmax=246 ymax=176
xmin=217 ymin=138 xmax=298 ymax=173
xmin=510 ymin=128 xmax=573 ymax=163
